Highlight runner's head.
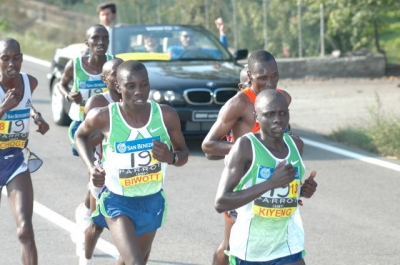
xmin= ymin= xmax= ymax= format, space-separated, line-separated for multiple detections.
xmin=0 ymin=38 xmax=22 ymax=79
xmin=85 ymin=24 xmax=109 ymax=56
xmin=102 ymin=58 xmax=124 ymax=92
xmin=238 ymin=66 xmax=251 ymax=90
xmin=255 ymin=89 xmax=289 ymax=137
xmin=116 ymin=60 xmax=150 ymax=106
xmin=247 ymin=50 xmax=279 ymax=93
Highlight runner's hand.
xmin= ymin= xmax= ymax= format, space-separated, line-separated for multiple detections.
xmin=34 ymin=116 xmax=50 ymax=135
xmin=69 ymin=91 xmax=83 ymax=104
xmin=269 ymin=160 xmax=296 ymax=188
xmin=1 ymin=88 xmax=21 ymax=112
xmin=152 ymin=139 xmax=174 ymax=164
xmin=300 ymin=171 xmax=317 ymax=198
xmin=90 ymin=167 xmax=105 ymax=187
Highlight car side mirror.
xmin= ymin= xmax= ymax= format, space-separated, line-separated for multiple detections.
xmin=234 ymin=49 xmax=248 ymax=61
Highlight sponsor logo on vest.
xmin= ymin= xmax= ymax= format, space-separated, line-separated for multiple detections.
xmin=150 ymin=127 xmax=161 ymax=133
xmin=25 ymin=99 xmax=31 ymax=108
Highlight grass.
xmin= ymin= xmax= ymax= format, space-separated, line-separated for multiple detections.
xmin=0 ymin=30 xmax=62 ymax=61
xmin=328 ymin=94 xmax=400 ymax=159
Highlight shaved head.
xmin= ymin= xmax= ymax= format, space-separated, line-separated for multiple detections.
xmin=0 ymin=38 xmax=20 ymax=54
xmin=248 ymin=49 xmax=276 ymax=73
xmin=86 ymin=24 xmax=108 ymax=39
xmin=102 ymin=58 xmax=123 ymax=75
xmin=117 ymin=60 xmax=147 ymax=83
xmin=255 ymin=89 xmax=287 ymax=114
xmin=240 ymin=66 xmax=249 ymax=84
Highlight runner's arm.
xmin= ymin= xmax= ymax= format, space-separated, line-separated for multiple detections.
xmin=156 ymin=104 xmax=189 ymax=167
xmin=202 ymin=97 xmax=244 ymax=158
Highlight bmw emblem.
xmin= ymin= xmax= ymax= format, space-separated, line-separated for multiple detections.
xmin=206 ymin=81 xmax=215 ymax=87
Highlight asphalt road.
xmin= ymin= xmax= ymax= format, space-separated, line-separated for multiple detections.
xmin=1 ymin=59 xmax=400 ymax=265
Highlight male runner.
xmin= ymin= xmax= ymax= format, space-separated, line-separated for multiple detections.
xmin=75 ymin=60 xmax=189 ymax=265
xmin=202 ymin=50 xmax=317 ymax=265
xmin=78 ymin=58 xmax=123 ymax=265
xmin=0 ymin=37 xmax=49 ymax=265
xmin=58 ymin=24 xmax=113 ymax=256
xmin=215 ymin=89 xmax=317 ymax=265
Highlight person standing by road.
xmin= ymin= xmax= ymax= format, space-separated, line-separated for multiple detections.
xmin=57 ymin=24 xmax=113 ymax=257
xmin=215 ymin=17 xmax=228 ymax=49
xmin=215 ymin=89 xmax=317 ymax=265
xmin=202 ymin=50 xmax=317 ymax=265
xmin=75 ymin=60 xmax=189 ymax=265
xmin=97 ymin=2 xmax=120 ymax=30
xmin=0 ymin=37 xmax=50 ymax=265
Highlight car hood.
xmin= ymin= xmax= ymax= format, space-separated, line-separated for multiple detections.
xmin=143 ymin=60 xmax=242 ymax=90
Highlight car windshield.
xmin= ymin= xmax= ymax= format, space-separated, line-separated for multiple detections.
xmin=111 ymin=25 xmax=232 ymax=61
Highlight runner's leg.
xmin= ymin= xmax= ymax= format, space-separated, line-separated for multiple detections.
xmin=7 ymin=171 xmax=38 ymax=265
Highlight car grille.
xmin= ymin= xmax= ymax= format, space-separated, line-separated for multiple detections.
xmin=183 ymin=88 xmax=238 ymax=105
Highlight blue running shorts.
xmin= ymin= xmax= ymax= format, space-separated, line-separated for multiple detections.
xmin=0 ymin=148 xmax=42 ymax=188
xmin=68 ymin=120 xmax=82 ymax=156
xmin=91 ymin=187 xmax=167 ymax=236
xmin=231 ymin=252 xmax=303 ymax=265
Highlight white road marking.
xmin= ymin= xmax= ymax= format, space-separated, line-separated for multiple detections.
xmin=303 ymin=138 xmax=400 ymax=172
xmin=1 ymin=188 xmax=120 ymax=259
xmin=23 ymin=55 xmax=51 ymax=68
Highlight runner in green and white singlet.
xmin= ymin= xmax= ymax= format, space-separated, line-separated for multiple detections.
xmin=68 ymin=53 xmax=113 ymax=122
xmin=75 ymin=58 xmax=123 ymax=265
xmin=101 ymin=100 xmax=170 ymax=197
xmin=215 ymin=89 xmax=317 ymax=265
xmin=58 ymin=24 xmax=112 ymax=156
xmin=74 ymin=60 xmax=189 ymax=265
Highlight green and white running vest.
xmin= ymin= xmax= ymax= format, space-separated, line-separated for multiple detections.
xmin=68 ymin=55 xmax=113 ymax=121
xmin=102 ymin=101 xmax=171 ymax=197
xmin=229 ymin=133 xmax=305 ymax=262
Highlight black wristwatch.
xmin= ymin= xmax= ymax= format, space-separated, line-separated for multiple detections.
xmin=170 ymin=152 xmax=177 ymax=165
xmin=64 ymin=93 xmax=70 ymax=102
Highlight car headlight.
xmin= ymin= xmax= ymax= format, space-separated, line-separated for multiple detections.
xmin=151 ymin=90 xmax=163 ymax=102
xmin=150 ymin=90 xmax=183 ymax=103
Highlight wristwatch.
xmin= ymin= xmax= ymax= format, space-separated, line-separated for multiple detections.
xmin=64 ymin=93 xmax=70 ymax=102
xmin=170 ymin=152 xmax=178 ymax=165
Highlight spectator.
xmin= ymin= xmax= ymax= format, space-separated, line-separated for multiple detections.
xmin=97 ymin=2 xmax=120 ymax=30
xmin=215 ymin=17 xmax=228 ymax=49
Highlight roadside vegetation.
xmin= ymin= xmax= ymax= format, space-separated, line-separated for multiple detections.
xmin=328 ymin=95 xmax=400 ymax=159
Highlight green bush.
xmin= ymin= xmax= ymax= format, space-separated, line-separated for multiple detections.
xmin=329 ymin=94 xmax=400 ymax=159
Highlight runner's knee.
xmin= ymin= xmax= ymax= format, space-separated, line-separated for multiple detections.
xmin=17 ymin=224 xmax=35 ymax=244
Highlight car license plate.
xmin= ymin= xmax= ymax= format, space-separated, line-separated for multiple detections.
xmin=192 ymin=111 xmax=219 ymax=121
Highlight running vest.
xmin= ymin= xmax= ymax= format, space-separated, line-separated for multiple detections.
xmin=0 ymin=73 xmax=32 ymax=153
xmin=93 ymin=91 xmax=115 ymax=167
xmin=102 ymin=101 xmax=171 ymax=197
xmin=68 ymin=55 xmax=113 ymax=121
xmin=229 ymin=133 xmax=305 ymax=262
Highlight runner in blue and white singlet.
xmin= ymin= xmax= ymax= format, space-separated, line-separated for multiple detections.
xmin=0 ymin=37 xmax=49 ymax=265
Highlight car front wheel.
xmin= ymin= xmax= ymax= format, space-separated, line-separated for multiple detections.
xmin=51 ymin=78 xmax=71 ymax=126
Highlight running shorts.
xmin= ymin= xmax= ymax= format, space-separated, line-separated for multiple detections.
xmin=68 ymin=120 xmax=82 ymax=156
xmin=0 ymin=148 xmax=42 ymax=188
xmin=91 ymin=187 xmax=167 ymax=236
xmin=230 ymin=251 xmax=303 ymax=265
